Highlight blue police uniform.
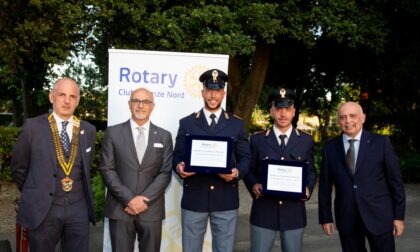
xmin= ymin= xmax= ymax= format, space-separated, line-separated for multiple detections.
xmin=243 ymin=88 xmax=317 ymax=252
xmin=173 ymin=69 xmax=251 ymax=252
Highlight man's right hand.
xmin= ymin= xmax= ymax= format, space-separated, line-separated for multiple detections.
xmin=126 ymin=195 xmax=150 ymax=215
xmin=177 ymin=161 xmax=196 ymax=179
xmin=252 ymin=183 xmax=263 ymax=198
xmin=322 ymin=223 xmax=336 ymax=236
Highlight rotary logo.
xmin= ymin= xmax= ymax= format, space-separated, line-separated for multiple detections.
xmin=183 ymin=65 xmax=209 ymax=98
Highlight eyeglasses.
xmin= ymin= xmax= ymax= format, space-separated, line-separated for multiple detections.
xmin=129 ymin=99 xmax=154 ymax=106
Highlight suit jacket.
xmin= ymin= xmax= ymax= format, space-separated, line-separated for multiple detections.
xmin=318 ymin=129 xmax=406 ymax=235
xmin=11 ymin=114 xmax=96 ymax=230
xmin=243 ymin=127 xmax=316 ymax=231
xmin=100 ymin=120 xmax=173 ymax=221
xmin=172 ymin=109 xmax=251 ymax=212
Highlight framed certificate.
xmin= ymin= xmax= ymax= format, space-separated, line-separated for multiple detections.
xmin=261 ymin=159 xmax=307 ymax=199
xmin=184 ymin=135 xmax=234 ymax=174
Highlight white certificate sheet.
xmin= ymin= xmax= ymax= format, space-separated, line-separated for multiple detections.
xmin=266 ymin=164 xmax=302 ymax=192
xmin=190 ymin=139 xmax=228 ymax=168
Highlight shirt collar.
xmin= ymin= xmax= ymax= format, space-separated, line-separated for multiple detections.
xmin=202 ymin=107 xmax=223 ymax=120
xmin=272 ymin=125 xmax=293 ymax=139
xmin=52 ymin=111 xmax=73 ymax=125
xmin=130 ymin=118 xmax=150 ymax=132
xmin=343 ymin=129 xmax=362 ymax=142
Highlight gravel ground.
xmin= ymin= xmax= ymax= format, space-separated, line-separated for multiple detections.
xmin=0 ymin=182 xmax=19 ymax=234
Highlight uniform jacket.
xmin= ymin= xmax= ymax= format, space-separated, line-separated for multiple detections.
xmin=318 ymin=129 xmax=406 ymax=235
xmin=172 ymin=109 xmax=251 ymax=212
xmin=11 ymin=114 xmax=96 ymax=230
xmin=100 ymin=120 xmax=173 ymax=221
xmin=243 ymin=127 xmax=316 ymax=231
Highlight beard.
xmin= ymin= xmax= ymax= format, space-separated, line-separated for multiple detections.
xmin=204 ymin=100 xmax=222 ymax=112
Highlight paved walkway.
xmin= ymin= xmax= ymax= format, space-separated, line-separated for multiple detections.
xmin=1 ymin=184 xmax=419 ymax=251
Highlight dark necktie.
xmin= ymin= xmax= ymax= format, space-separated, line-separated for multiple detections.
xmin=210 ymin=114 xmax=217 ymax=131
xmin=279 ymin=134 xmax=286 ymax=153
xmin=346 ymin=139 xmax=356 ymax=175
xmin=60 ymin=121 xmax=71 ymax=155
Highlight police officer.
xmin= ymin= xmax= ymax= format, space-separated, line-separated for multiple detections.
xmin=243 ymin=88 xmax=317 ymax=252
xmin=173 ymin=69 xmax=251 ymax=252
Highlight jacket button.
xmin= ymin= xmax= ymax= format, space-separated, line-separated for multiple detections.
xmin=49 ymin=193 xmax=53 ymax=197
xmin=53 ymin=174 xmax=57 ymax=178
xmin=210 ymin=185 xmax=215 ymax=190
xmin=279 ymin=201 xmax=283 ymax=205
xmin=353 ymin=185 xmax=358 ymax=189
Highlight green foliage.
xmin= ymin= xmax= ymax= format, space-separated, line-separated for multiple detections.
xmin=92 ymin=172 xmax=105 ymax=221
xmin=249 ymin=105 xmax=271 ymax=133
xmin=0 ymin=126 xmax=20 ymax=181
xmin=399 ymin=151 xmax=420 ymax=183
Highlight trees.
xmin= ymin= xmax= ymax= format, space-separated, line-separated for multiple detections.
xmin=0 ymin=0 xmax=92 ymax=124
xmin=89 ymin=0 xmax=393 ymax=130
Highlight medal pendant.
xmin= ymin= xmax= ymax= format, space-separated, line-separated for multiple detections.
xmin=61 ymin=177 xmax=73 ymax=192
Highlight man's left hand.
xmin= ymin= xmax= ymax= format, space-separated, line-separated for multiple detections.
xmin=218 ymin=168 xmax=239 ymax=182
xmin=393 ymin=220 xmax=404 ymax=237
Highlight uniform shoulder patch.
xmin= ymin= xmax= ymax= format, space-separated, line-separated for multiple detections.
xmin=295 ymin=128 xmax=311 ymax=136
xmin=194 ymin=111 xmax=201 ymax=119
xmin=232 ymin=114 xmax=243 ymax=120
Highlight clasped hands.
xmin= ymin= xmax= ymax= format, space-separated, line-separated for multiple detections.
xmin=125 ymin=195 xmax=150 ymax=216
xmin=177 ymin=161 xmax=239 ymax=182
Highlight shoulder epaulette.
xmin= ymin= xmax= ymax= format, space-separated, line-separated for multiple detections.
xmin=233 ymin=114 xmax=243 ymax=120
xmin=295 ymin=128 xmax=311 ymax=136
xmin=224 ymin=112 xmax=230 ymax=119
xmin=194 ymin=111 xmax=201 ymax=119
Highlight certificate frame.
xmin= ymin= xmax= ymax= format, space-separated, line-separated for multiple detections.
xmin=261 ymin=159 xmax=307 ymax=199
xmin=184 ymin=134 xmax=234 ymax=174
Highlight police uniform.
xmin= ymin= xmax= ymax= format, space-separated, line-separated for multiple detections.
xmin=173 ymin=69 xmax=251 ymax=252
xmin=243 ymin=88 xmax=317 ymax=252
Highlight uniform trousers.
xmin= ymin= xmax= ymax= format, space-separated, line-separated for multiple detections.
xmin=251 ymin=224 xmax=304 ymax=252
xmin=181 ymin=208 xmax=238 ymax=252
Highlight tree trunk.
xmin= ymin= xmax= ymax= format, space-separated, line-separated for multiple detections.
xmin=228 ymin=42 xmax=272 ymax=131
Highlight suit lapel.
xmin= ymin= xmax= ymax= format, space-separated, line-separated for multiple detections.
xmin=265 ymin=128 xmax=282 ymax=155
xmin=142 ymin=123 xmax=158 ymax=165
xmin=196 ymin=109 xmax=214 ymax=135
xmin=78 ymin=121 xmax=88 ymax=169
xmin=44 ymin=115 xmax=58 ymax=171
xmin=283 ymin=128 xmax=299 ymax=156
xmin=121 ymin=120 xmax=139 ymax=164
xmin=355 ymin=129 xmax=370 ymax=175
xmin=334 ymin=134 xmax=352 ymax=177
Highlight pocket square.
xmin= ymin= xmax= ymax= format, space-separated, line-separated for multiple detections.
xmin=154 ymin=143 xmax=163 ymax=148
xmin=86 ymin=147 xmax=91 ymax=152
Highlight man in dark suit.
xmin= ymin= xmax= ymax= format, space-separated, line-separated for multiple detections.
xmin=11 ymin=77 xmax=96 ymax=252
xmin=318 ymin=101 xmax=406 ymax=252
xmin=173 ymin=69 xmax=251 ymax=252
xmin=100 ymin=87 xmax=173 ymax=252
xmin=243 ymin=88 xmax=316 ymax=252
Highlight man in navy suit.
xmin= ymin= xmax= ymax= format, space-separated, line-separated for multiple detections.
xmin=11 ymin=77 xmax=96 ymax=252
xmin=173 ymin=69 xmax=251 ymax=252
xmin=318 ymin=101 xmax=406 ymax=252
xmin=243 ymin=88 xmax=316 ymax=252
xmin=100 ymin=87 xmax=173 ymax=252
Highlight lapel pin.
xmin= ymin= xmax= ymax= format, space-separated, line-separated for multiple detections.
xmin=80 ymin=130 xmax=85 ymax=135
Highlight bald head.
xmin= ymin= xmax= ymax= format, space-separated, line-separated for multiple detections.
xmin=337 ymin=102 xmax=366 ymax=138
xmin=128 ymin=87 xmax=155 ymax=126
xmin=49 ymin=77 xmax=80 ymax=120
